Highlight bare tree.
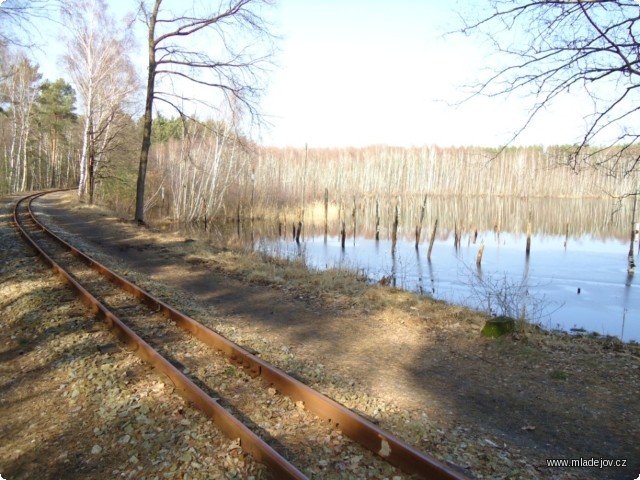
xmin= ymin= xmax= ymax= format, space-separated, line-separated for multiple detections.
xmin=1 ymin=54 xmax=40 ymax=192
xmin=152 ymin=119 xmax=247 ymax=222
xmin=61 ymin=0 xmax=138 ymax=202
xmin=0 ymin=0 xmax=54 ymax=47
xmin=455 ymin=0 xmax=640 ymax=176
xmin=134 ymin=0 xmax=275 ymax=223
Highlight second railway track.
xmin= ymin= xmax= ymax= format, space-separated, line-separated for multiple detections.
xmin=13 ymin=190 xmax=469 ymax=480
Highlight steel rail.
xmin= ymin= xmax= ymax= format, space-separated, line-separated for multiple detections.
xmin=13 ymin=191 xmax=307 ymax=480
xmin=17 ymin=190 xmax=470 ymax=480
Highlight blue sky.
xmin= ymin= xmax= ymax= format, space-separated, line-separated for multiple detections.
xmin=25 ymin=0 xmax=593 ymax=148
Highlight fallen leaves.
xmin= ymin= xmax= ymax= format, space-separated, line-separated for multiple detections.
xmin=0 ymin=207 xmax=266 ymax=479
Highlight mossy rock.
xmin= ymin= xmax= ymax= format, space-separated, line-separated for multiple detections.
xmin=481 ymin=316 xmax=515 ymax=338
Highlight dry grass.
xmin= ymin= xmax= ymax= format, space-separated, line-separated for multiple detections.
xmin=180 ymin=241 xmax=452 ymax=312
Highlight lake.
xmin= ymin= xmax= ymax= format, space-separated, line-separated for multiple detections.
xmin=259 ymin=230 xmax=639 ymax=342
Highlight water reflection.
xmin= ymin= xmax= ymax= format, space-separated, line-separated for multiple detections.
xmin=334 ymin=196 xmax=632 ymax=241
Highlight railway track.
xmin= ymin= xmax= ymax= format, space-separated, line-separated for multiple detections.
xmin=12 ymin=190 xmax=469 ymax=480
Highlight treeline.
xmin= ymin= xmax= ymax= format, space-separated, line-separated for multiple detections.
xmin=138 ymin=140 xmax=639 ymax=228
xmin=247 ymin=145 xmax=637 ymax=211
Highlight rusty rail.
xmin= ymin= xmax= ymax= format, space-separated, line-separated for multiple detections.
xmin=14 ymin=191 xmax=306 ymax=480
xmin=14 ymin=190 xmax=470 ymax=480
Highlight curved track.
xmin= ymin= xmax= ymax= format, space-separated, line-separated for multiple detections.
xmin=12 ymin=190 xmax=469 ymax=480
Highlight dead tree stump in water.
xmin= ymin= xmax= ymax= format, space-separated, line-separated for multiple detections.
xmin=352 ymin=196 xmax=357 ymax=245
xmin=295 ymin=221 xmax=302 ymax=245
xmin=324 ymin=188 xmax=329 ymax=242
xmin=375 ymin=199 xmax=380 ymax=241
xmin=415 ymin=194 xmax=428 ymax=249
xmin=476 ymin=239 xmax=485 ymax=266
xmin=340 ymin=220 xmax=346 ymax=250
xmin=427 ymin=219 xmax=438 ymax=261
xmin=391 ymin=201 xmax=399 ymax=252
xmin=526 ymin=212 xmax=532 ymax=257
xmin=629 ymin=191 xmax=637 ymax=273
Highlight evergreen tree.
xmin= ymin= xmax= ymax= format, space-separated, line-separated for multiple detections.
xmin=36 ymin=79 xmax=77 ymax=186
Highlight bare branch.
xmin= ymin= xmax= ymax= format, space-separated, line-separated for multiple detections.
xmin=453 ymin=0 xmax=640 ymax=179
xmin=134 ymin=0 xmax=276 ymax=223
xmin=0 ymin=0 xmax=57 ymax=47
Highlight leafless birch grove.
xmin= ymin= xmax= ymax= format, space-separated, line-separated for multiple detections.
xmin=3 ymin=54 xmax=39 ymax=192
xmin=149 ymin=122 xmax=248 ymax=222
xmin=61 ymin=0 xmax=138 ymax=203
xmin=247 ymin=145 xmax=639 ymax=209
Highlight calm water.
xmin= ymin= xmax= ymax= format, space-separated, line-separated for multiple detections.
xmin=257 ymin=231 xmax=640 ymax=343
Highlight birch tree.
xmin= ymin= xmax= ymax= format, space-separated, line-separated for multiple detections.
xmin=61 ymin=0 xmax=138 ymax=202
xmin=1 ymin=54 xmax=40 ymax=192
xmin=152 ymin=120 xmax=246 ymax=222
xmin=0 ymin=43 xmax=11 ymax=191
xmin=134 ymin=0 xmax=275 ymax=223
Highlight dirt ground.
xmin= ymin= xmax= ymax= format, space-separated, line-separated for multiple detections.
xmin=2 ymin=190 xmax=639 ymax=480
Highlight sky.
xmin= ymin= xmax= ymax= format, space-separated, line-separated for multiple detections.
xmin=259 ymin=0 xmax=592 ymax=148
xmin=23 ymin=0 xmax=595 ymax=149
